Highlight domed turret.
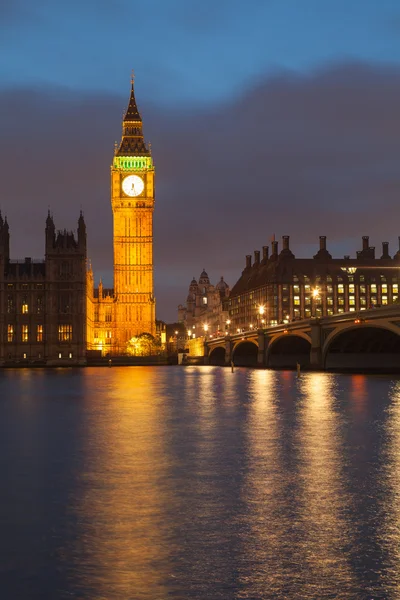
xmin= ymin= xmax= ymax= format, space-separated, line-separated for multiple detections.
xmin=216 ymin=276 xmax=229 ymax=295
xmin=199 ymin=269 xmax=210 ymax=285
xmin=189 ymin=277 xmax=199 ymax=294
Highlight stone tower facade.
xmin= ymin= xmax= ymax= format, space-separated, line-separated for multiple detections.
xmin=111 ymin=76 xmax=156 ymax=342
xmin=87 ymin=76 xmax=156 ymax=355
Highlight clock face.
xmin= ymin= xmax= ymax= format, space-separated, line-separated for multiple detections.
xmin=122 ymin=175 xmax=144 ymax=197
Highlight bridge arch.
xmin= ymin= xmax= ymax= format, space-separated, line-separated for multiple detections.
xmin=208 ymin=345 xmax=226 ymax=366
xmin=266 ymin=333 xmax=311 ymax=368
xmin=323 ymin=323 xmax=400 ymax=370
xmin=232 ymin=340 xmax=258 ymax=367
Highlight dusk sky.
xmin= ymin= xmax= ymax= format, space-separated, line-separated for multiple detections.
xmin=1 ymin=0 xmax=400 ymax=320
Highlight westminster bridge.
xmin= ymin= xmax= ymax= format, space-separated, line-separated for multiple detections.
xmin=202 ymin=304 xmax=400 ymax=370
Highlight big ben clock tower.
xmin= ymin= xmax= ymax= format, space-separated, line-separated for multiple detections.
xmin=111 ymin=75 xmax=156 ymax=344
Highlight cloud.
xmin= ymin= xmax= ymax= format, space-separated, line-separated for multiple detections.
xmin=1 ymin=62 xmax=400 ymax=321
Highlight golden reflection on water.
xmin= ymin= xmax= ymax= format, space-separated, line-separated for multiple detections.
xmin=237 ymin=369 xmax=284 ymax=597
xmin=382 ymin=380 xmax=400 ymax=593
xmin=68 ymin=367 xmax=176 ymax=599
xmin=297 ymin=373 xmax=355 ymax=595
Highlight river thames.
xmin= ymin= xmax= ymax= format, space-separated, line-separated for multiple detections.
xmin=1 ymin=367 xmax=400 ymax=599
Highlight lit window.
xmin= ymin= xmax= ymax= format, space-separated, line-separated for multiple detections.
xmin=58 ymin=325 xmax=72 ymax=342
xmin=382 ymin=284 xmax=388 ymax=294
xmin=304 ymin=285 xmax=311 ymax=292
xmin=7 ymin=324 xmax=14 ymax=342
xmin=360 ymin=297 xmax=366 ymax=306
xmin=338 ymin=308 xmax=344 ymax=313
xmin=37 ymin=325 xmax=43 ymax=342
xmin=305 ymin=308 xmax=311 ymax=317
xmin=338 ymin=297 xmax=344 ymax=306
xmin=327 ymin=285 xmax=333 ymax=294
xmin=349 ymin=296 xmax=355 ymax=306
xmin=305 ymin=295 xmax=311 ymax=305
xmin=360 ymin=285 xmax=366 ymax=294
xmin=327 ymin=297 xmax=333 ymax=306
xmin=293 ymin=285 xmax=300 ymax=294
xmin=382 ymin=295 xmax=388 ymax=305
xmin=293 ymin=296 xmax=300 ymax=306
xmin=22 ymin=303 xmax=28 ymax=314
xmin=69 ymin=353 xmax=72 ymax=359
xmin=338 ymin=284 xmax=344 ymax=294
xmin=370 ymin=284 xmax=377 ymax=294
xmin=106 ymin=331 xmax=112 ymax=344
xmin=58 ymin=353 xmax=62 ymax=359
xmin=22 ymin=325 xmax=28 ymax=342
xmin=393 ymin=295 xmax=399 ymax=302
xmin=349 ymin=307 xmax=355 ymax=312
xmin=349 ymin=284 xmax=355 ymax=294
xmin=23 ymin=353 xmax=27 ymax=359
xmin=393 ymin=284 xmax=398 ymax=294
xmin=327 ymin=308 xmax=333 ymax=316
xmin=203 ymin=297 xmax=207 ymax=305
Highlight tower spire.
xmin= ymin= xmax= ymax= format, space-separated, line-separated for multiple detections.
xmin=116 ymin=72 xmax=150 ymax=156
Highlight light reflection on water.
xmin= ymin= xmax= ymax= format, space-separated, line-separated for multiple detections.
xmin=1 ymin=367 xmax=400 ymax=599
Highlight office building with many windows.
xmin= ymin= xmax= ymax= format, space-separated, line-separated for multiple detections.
xmin=228 ymin=235 xmax=400 ymax=331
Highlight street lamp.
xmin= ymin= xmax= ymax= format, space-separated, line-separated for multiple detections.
xmin=175 ymin=330 xmax=178 ymax=352
xmin=203 ymin=323 xmax=209 ymax=338
xmin=312 ymin=287 xmax=321 ymax=318
xmin=258 ymin=305 xmax=265 ymax=328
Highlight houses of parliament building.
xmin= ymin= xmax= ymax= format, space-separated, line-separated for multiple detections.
xmin=1 ymin=76 xmax=400 ymax=365
xmin=0 ymin=77 xmax=156 ymax=365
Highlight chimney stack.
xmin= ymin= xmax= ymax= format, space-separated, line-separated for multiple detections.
xmin=246 ymin=254 xmax=252 ymax=269
xmin=282 ymin=235 xmax=290 ymax=250
xmin=262 ymin=245 xmax=269 ymax=260
xmin=319 ymin=236 xmax=326 ymax=250
xmin=254 ymin=250 xmax=260 ymax=265
xmin=362 ymin=236 xmax=369 ymax=251
xmin=382 ymin=242 xmax=390 ymax=259
xmin=271 ymin=240 xmax=278 ymax=256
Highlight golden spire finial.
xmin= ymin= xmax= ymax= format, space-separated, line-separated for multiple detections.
xmin=131 ymin=69 xmax=135 ymax=86
xmin=114 ymin=140 xmax=118 ymax=155
xmin=148 ymin=140 xmax=152 ymax=154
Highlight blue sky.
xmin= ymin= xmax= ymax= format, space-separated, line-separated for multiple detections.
xmin=1 ymin=0 xmax=400 ymax=320
xmin=1 ymin=0 xmax=400 ymax=107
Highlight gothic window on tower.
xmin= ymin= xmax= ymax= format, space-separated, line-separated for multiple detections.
xmin=59 ymin=261 xmax=72 ymax=278
xmin=22 ymin=297 xmax=28 ymax=314
xmin=22 ymin=325 xmax=29 ymax=342
xmin=105 ymin=307 xmax=112 ymax=322
xmin=7 ymin=324 xmax=14 ymax=343
xmin=7 ymin=295 xmax=14 ymax=313
xmin=59 ymin=293 xmax=71 ymax=313
xmin=37 ymin=325 xmax=43 ymax=342
xmin=37 ymin=296 xmax=43 ymax=314
xmin=58 ymin=325 xmax=72 ymax=342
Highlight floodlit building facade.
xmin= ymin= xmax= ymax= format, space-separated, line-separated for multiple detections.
xmin=178 ymin=270 xmax=230 ymax=337
xmin=228 ymin=235 xmax=400 ymax=331
xmin=87 ymin=76 xmax=156 ymax=354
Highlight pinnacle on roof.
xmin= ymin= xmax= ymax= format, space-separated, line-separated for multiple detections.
xmin=123 ymin=72 xmax=142 ymax=122
xmin=116 ymin=72 xmax=150 ymax=157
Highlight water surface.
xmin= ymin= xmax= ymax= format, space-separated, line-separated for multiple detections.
xmin=1 ymin=366 xmax=400 ymax=599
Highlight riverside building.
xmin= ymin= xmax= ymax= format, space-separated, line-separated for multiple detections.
xmin=0 ymin=212 xmax=87 ymax=365
xmin=228 ymin=235 xmax=400 ymax=332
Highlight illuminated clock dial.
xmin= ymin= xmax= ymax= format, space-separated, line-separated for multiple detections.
xmin=122 ymin=175 xmax=144 ymax=197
